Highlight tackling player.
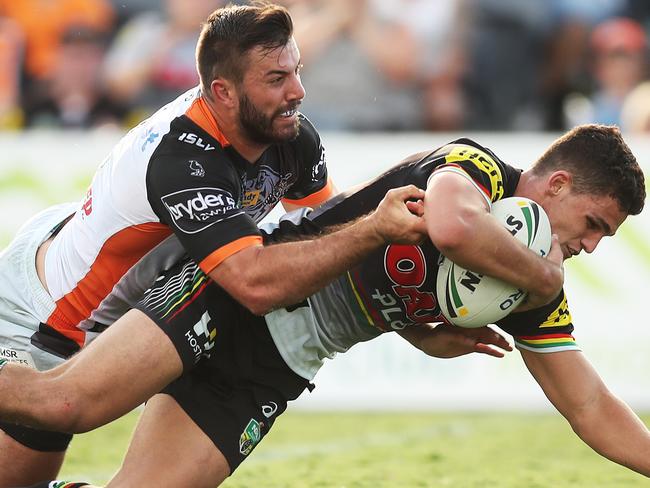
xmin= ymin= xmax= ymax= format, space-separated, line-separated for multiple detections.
xmin=4 ymin=125 xmax=648 ymax=486
xmin=0 ymin=4 xmax=430 ymax=486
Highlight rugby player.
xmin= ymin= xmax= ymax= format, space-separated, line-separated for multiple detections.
xmin=0 ymin=4 xmax=432 ymax=486
xmin=5 ymin=125 xmax=648 ymax=486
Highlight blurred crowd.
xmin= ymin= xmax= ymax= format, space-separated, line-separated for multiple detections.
xmin=1 ymin=0 xmax=649 ymax=133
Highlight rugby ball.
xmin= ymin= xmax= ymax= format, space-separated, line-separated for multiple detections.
xmin=436 ymin=197 xmax=552 ymax=328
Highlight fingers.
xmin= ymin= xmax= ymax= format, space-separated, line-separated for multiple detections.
xmin=386 ymin=185 xmax=426 ymax=203
xmin=474 ymin=343 xmax=506 ymax=358
xmin=468 ymin=327 xmax=512 ymax=356
xmin=482 ymin=329 xmax=513 ymax=351
xmin=547 ymin=234 xmax=563 ymax=264
xmin=406 ymin=199 xmax=425 ymax=217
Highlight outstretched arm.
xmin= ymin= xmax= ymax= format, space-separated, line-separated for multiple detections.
xmin=397 ymin=323 xmax=513 ymax=359
xmin=521 ymin=348 xmax=650 ymax=476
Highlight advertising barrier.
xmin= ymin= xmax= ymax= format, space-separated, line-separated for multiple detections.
xmin=1 ymin=130 xmax=648 ymax=410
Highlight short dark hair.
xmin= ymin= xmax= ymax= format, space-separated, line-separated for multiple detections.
xmin=196 ymin=3 xmax=293 ymax=95
xmin=531 ymin=124 xmax=646 ymax=215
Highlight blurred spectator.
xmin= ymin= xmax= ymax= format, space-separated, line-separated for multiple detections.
xmin=375 ymin=0 xmax=468 ymax=131
xmin=461 ymin=0 xmax=557 ymax=131
xmin=103 ymin=0 xmax=222 ymax=121
xmin=539 ymin=0 xmax=629 ymax=129
xmin=0 ymin=0 xmax=114 ymax=86
xmin=0 ymin=17 xmax=24 ymax=129
xmin=621 ymin=81 xmax=650 ymax=133
xmin=564 ymin=17 xmax=648 ymax=127
xmin=621 ymin=0 xmax=650 ymax=31
xmin=109 ymin=0 xmax=164 ymax=29
xmin=22 ymin=27 xmax=127 ymax=129
xmin=280 ymin=0 xmax=436 ymax=131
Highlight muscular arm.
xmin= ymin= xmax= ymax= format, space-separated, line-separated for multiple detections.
xmin=425 ymin=171 xmax=563 ymax=303
xmin=521 ymin=348 xmax=650 ymax=476
xmin=211 ymin=185 xmax=426 ymax=315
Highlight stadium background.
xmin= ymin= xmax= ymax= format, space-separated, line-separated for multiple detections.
xmin=1 ymin=0 xmax=650 ymax=484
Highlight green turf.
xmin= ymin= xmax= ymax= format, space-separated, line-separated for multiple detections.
xmin=60 ymin=410 xmax=650 ymax=487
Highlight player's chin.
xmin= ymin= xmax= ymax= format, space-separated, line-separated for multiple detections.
xmin=273 ymin=125 xmax=300 ymax=142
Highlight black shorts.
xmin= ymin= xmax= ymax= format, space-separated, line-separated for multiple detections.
xmin=135 ymin=258 xmax=311 ymax=472
xmin=0 ymin=421 xmax=72 ymax=452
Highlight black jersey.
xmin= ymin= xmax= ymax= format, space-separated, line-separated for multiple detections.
xmin=264 ymin=138 xmax=577 ymax=379
xmin=44 ymin=86 xmax=333 ymax=344
xmin=147 ymin=102 xmax=332 ymax=274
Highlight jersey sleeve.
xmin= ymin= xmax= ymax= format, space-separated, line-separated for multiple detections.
xmin=281 ymin=115 xmax=335 ymax=207
xmin=146 ymin=147 xmax=262 ymax=275
xmin=428 ymin=142 xmax=509 ymax=206
xmin=496 ymin=291 xmax=580 ymax=354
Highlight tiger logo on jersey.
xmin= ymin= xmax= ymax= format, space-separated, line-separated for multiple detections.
xmin=242 ymin=165 xmax=294 ymax=221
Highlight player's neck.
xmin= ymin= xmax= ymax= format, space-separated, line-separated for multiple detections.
xmin=514 ymin=170 xmax=545 ymax=204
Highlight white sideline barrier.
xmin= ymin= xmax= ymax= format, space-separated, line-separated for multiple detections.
xmin=1 ymin=130 xmax=649 ymax=411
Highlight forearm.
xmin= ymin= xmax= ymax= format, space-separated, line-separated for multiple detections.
xmin=569 ymin=391 xmax=650 ymax=476
xmin=523 ymin=349 xmax=650 ymax=477
xmin=222 ymin=215 xmax=385 ymax=314
xmin=398 ymin=323 xmax=511 ymax=359
xmin=441 ymin=213 xmax=560 ymax=298
xmin=214 ymin=185 xmax=427 ymax=315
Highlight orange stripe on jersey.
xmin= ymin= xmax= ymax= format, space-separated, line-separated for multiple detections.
xmin=185 ymin=97 xmax=230 ymax=147
xmin=47 ymin=223 xmax=173 ymax=346
xmin=282 ymin=177 xmax=335 ymax=207
xmin=199 ymin=235 xmax=263 ymax=275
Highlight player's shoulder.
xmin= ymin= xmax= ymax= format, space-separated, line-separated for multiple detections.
xmin=427 ymin=137 xmax=523 ymax=201
xmin=145 ymin=118 xmax=242 ymax=198
xmin=436 ymin=137 xmax=509 ymax=168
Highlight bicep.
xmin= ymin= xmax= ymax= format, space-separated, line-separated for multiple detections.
xmin=424 ymin=171 xmax=490 ymax=246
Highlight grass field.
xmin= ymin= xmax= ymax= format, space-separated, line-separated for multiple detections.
xmin=59 ymin=410 xmax=650 ymax=487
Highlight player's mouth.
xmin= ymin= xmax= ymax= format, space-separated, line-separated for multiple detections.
xmin=278 ymin=107 xmax=298 ymax=119
xmin=564 ymin=246 xmax=579 ymax=259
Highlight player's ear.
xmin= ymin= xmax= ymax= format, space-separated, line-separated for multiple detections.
xmin=546 ymin=170 xmax=572 ymax=196
xmin=210 ymin=78 xmax=236 ymax=108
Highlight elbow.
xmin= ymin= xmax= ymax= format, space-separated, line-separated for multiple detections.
xmin=243 ymin=299 xmax=273 ymax=317
xmin=429 ymin=219 xmax=475 ymax=257
xmin=231 ymin=284 xmax=275 ymax=316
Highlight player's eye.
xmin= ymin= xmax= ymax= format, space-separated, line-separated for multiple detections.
xmin=586 ymin=216 xmax=601 ymax=232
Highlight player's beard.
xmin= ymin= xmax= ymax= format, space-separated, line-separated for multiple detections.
xmin=238 ymin=93 xmax=300 ymax=145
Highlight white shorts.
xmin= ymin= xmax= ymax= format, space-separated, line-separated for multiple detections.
xmin=0 ymin=203 xmax=77 ymax=371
